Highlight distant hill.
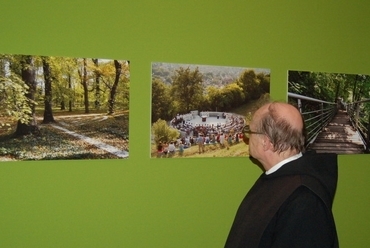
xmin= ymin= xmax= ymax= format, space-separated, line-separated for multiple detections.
xmin=152 ymin=62 xmax=270 ymax=89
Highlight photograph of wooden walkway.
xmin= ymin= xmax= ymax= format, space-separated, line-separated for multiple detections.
xmin=307 ymin=110 xmax=365 ymax=154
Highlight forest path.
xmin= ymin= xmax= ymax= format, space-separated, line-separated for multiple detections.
xmin=43 ymin=113 xmax=129 ymax=158
xmin=50 ymin=124 xmax=129 ymax=158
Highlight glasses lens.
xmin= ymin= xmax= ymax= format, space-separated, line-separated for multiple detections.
xmin=242 ymin=125 xmax=250 ymax=132
xmin=242 ymin=128 xmax=250 ymax=144
xmin=243 ymin=133 xmax=249 ymax=144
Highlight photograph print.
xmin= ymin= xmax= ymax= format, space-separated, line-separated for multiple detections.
xmin=0 ymin=54 xmax=130 ymax=161
xmin=151 ymin=62 xmax=270 ymax=158
xmin=288 ymin=70 xmax=370 ymax=154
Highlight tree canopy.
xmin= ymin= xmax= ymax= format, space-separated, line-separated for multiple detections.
xmin=0 ymin=54 xmax=130 ymax=136
xmin=151 ymin=63 xmax=270 ymax=123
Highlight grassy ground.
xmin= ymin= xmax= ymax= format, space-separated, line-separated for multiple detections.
xmin=152 ymin=141 xmax=249 ymax=159
xmin=0 ymin=110 xmax=129 ymax=161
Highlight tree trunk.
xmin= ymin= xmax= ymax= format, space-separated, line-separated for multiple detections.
xmin=352 ymin=75 xmax=358 ymax=103
xmin=60 ymin=100 xmax=65 ymax=110
xmin=81 ymin=58 xmax=89 ymax=113
xmin=68 ymin=74 xmax=73 ymax=112
xmin=108 ymin=60 xmax=122 ymax=114
xmin=15 ymin=55 xmax=39 ymax=136
xmin=92 ymin=58 xmax=101 ymax=109
xmin=42 ymin=57 xmax=55 ymax=123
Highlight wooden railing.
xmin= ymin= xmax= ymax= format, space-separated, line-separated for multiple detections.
xmin=288 ymin=93 xmax=337 ymax=146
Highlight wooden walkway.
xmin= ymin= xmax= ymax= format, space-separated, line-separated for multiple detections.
xmin=307 ymin=110 xmax=365 ymax=154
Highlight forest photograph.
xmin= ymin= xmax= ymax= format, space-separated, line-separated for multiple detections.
xmin=0 ymin=54 xmax=130 ymax=161
xmin=288 ymin=70 xmax=370 ymax=154
xmin=151 ymin=62 xmax=270 ymax=158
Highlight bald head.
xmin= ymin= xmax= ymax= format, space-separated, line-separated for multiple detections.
xmin=251 ymin=102 xmax=305 ymax=154
xmin=268 ymin=102 xmax=303 ymax=131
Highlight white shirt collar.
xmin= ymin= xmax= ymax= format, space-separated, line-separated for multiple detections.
xmin=265 ymin=152 xmax=302 ymax=175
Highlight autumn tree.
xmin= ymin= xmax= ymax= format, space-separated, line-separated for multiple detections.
xmin=107 ymin=60 xmax=122 ymax=114
xmin=64 ymin=58 xmax=79 ymax=112
xmin=78 ymin=58 xmax=90 ymax=113
xmin=92 ymin=59 xmax=130 ymax=115
xmin=92 ymin=58 xmax=101 ymax=109
xmin=0 ymin=55 xmax=33 ymax=134
xmin=41 ymin=56 xmax=55 ymax=123
xmin=14 ymin=55 xmax=39 ymax=136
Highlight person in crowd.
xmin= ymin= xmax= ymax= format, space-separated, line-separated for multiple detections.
xmin=219 ymin=132 xmax=225 ymax=147
xmin=234 ymin=132 xmax=239 ymax=143
xmin=190 ymin=136 xmax=194 ymax=146
xmin=162 ymin=142 xmax=168 ymax=157
xmin=227 ymin=134 xmax=233 ymax=146
xmin=225 ymin=102 xmax=338 ymax=248
xmin=157 ymin=141 xmax=163 ymax=158
xmin=185 ymin=136 xmax=190 ymax=147
xmin=178 ymin=141 xmax=184 ymax=156
xmin=205 ymin=135 xmax=210 ymax=145
xmin=197 ymin=133 xmax=205 ymax=153
xmin=210 ymin=134 xmax=216 ymax=145
xmin=168 ymin=141 xmax=176 ymax=157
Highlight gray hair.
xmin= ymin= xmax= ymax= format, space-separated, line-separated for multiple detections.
xmin=257 ymin=103 xmax=305 ymax=153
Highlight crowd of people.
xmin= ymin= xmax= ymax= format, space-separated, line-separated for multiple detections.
xmin=170 ymin=111 xmax=245 ymax=139
xmin=155 ymin=111 xmax=247 ymax=158
xmin=157 ymin=132 xmax=243 ymax=158
xmin=156 ymin=128 xmax=245 ymax=158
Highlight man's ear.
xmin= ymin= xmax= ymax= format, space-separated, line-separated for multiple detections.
xmin=262 ymin=136 xmax=272 ymax=151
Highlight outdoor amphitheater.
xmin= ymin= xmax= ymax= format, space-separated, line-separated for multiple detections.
xmin=170 ymin=110 xmax=246 ymax=138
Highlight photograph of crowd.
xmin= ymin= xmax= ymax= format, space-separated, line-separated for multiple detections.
xmin=151 ymin=62 xmax=270 ymax=158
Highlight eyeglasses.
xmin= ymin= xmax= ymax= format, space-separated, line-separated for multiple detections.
xmin=242 ymin=125 xmax=265 ymax=144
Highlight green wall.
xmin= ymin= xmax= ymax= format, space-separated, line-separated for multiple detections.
xmin=1 ymin=1 xmax=369 ymax=247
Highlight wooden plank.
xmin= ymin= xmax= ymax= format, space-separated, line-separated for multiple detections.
xmin=307 ymin=110 xmax=365 ymax=154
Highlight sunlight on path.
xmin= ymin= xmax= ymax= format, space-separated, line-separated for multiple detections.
xmin=50 ymin=124 xmax=129 ymax=158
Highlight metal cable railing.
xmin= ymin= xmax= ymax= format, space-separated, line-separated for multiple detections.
xmin=346 ymin=99 xmax=370 ymax=150
xmin=288 ymin=92 xmax=337 ymax=145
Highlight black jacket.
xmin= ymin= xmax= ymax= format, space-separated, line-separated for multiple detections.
xmin=225 ymin=153 xmax=339 ymax=248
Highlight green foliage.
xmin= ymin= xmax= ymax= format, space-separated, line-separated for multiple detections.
xmin=170 ymin=66 xmax=204 ymax=113
xmin=0 ymin=123 xmax=11 ymax=134
xmin=222 ymin=83 xmax=245 ymax=109
xmin=237 ymin=69 xmax=270 ymax=102
xmin=151 ymin=118 xmax=180 ymax=144
xmin=288 ymin=71 xmax=370 ymax=104
xmin=151 ymin=63 xmax=270 ymax=122
xmin=205 ymin=83 xmax=245 ymax=111
xmin=205 ymin=86 xmax=221 ymax=110
xmin=151 ymin=78 xmax=174 ymax=122
xmin=0 ymin=72 xmax=34 ymax=125
xmin=1 ymin=54 xmax=130 ymax=124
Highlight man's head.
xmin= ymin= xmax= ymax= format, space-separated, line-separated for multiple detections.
xmin=248 ymin=102 xmax=305 ymax=170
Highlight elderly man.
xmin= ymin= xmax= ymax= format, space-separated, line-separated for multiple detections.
xmin=225 ymin=102 xmax=338 ymax=248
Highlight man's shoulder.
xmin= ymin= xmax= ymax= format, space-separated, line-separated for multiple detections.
xmin=284 ymin=185 xmax=323 ymax=208
xmin=276 ymin=152 xmax=338 ymax=179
